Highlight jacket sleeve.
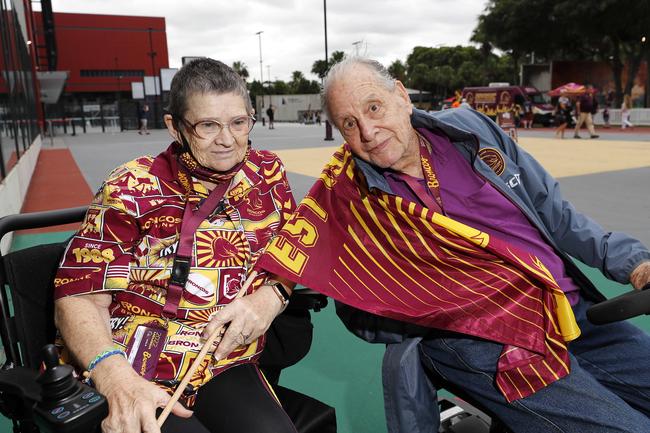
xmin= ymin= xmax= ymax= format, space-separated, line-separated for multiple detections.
xmin=460 ymin=109 xmax=650 ymax=284
xmin=510 ymin=143 xmax=650 ymax=283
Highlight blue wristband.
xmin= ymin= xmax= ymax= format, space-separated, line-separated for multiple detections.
xmin=87 ymin=349 xmax=127 ymax=373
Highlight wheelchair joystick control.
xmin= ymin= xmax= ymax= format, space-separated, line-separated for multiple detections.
xmin=33 ymin=344 xmax=109 ymax=433
xmin=38 ymin=345 xmax=77 ymax=402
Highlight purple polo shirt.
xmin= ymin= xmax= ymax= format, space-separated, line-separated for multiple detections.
xmin=382 ymin=129 xmax=580 ymax=304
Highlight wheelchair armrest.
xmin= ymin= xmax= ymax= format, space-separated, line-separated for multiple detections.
xmin=287 ymin=288 xmax=328 ymax=313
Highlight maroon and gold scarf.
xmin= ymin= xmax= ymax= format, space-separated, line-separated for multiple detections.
xmin=173 ymin=140 xmax=251 ymax=185
xmin=257 ymin=144 xmax=580 ymax=402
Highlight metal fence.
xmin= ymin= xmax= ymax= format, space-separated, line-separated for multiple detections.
xmin=592 ymin=108 xmax=650 ymax=126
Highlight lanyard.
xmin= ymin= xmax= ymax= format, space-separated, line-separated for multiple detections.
xmin=399 ymin=134 xmax=444 ymax=214
xmin=163 ymin=158 xmax=230 ymax=318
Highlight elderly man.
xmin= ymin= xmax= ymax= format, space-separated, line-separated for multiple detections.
xmin=324 ymin=59 xmax=650 ymax=432
xmin=282 ymin=58 xmax=650 ymax=433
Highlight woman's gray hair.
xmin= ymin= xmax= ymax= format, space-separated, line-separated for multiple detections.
xmin=167 ymin=57 xmax=252 ymax=119
xmin=321 ymin=57 xmax=396 ymax=120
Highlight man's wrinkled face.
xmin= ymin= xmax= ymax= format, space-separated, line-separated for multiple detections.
xmin=327 ymin=66 xmax=420 ymax=175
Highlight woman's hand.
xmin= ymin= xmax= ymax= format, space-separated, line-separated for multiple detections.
xmin=93 ymin=356 xmax=192 ymax=433
xmin=201 ymin=284 xmax=285 ymax=361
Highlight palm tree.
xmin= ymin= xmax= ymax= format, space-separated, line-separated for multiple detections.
xmin=232 ymin=61 xmax=249 ymax=81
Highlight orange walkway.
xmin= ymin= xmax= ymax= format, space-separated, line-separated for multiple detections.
xmin=20 ymin=148 xmax=93 ymax=233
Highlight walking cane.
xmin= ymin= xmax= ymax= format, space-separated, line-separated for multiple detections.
xmin=156 ymin=270 xmax=258 ymax=427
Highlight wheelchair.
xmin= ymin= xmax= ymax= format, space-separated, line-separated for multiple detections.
xmin=395 ymin=285 xmax=650 ymax=433
xmin=0 ymin=206 xmax=336 ymax=433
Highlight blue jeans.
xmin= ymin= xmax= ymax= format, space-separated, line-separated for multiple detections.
xmin=420 ymin=296 xmax=650 ymax=433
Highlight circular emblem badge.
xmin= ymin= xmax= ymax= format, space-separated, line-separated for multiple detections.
xmin=478 ymin=148 xmax=506 ymax=176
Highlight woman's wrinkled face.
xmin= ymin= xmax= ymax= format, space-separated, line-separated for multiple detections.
xmin=175 ymin=91 xmax=251 ymax=172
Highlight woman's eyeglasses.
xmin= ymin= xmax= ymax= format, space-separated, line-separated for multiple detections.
xmin=180 ymin=115 xmax=256 ymax=139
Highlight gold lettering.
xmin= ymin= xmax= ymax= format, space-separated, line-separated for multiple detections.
xmin=140 ymin=351 xmax=151 ymax=375
xmin=148 ymin=332 xmax=160 ymax=349
xmin=120 ymin=301 xmax=153 ymax=316
xmin=421 ymin=156 xmax=439 ymax=189
xmin=282 ymin=215 xmax=318 ymax=247
xmin=266 ymin=238 xmax=308 ymax=275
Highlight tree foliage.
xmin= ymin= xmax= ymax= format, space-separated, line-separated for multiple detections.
xmin=473 ymin=0 xmax=650 ymax=103
xmin=404 ymin=46 xmax=514 ymax=99
xmin=388 ymin=60 xmax=407 ymax=82
xmin=289 ymin=71 xmax=321 ymax=94
xmin=231 ymin=61 xmax=249 ymax=81
xmin=311 ymin=50 xmax=347 ymax=79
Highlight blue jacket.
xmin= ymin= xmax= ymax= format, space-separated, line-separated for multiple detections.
xmin=335 ymin=108 xmax=650 ymax=433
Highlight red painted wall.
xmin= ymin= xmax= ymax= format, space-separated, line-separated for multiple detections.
xmin=33 ymin=11 xmax=169 ymax=93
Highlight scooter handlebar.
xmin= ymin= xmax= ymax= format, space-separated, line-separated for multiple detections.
xmin=586 ymin=283 xmax=650 ymax=325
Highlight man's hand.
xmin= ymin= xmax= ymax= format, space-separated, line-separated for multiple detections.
xmin=630 ymin=260 xmax=650 ymax=290
xmin=93 ymin=357 xmax=192 ymax=433
xmin=202 ymin=285 xmax=284 ymax=361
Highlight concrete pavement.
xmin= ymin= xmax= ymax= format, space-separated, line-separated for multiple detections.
xmin=37 ymin=122 xmax=649 ymax=246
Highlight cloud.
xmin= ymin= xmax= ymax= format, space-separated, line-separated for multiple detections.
xmin=50 ymin=0 xmax=485 ymax=81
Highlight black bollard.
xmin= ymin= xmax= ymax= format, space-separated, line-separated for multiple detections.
xmin=324 ymin=120 xmax=334 ymax=141
xmin=100 ymin=104 xmax=106 ymax=133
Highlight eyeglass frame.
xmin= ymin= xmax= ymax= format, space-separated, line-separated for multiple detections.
xmin=174 ymin=114 xmax=256 ymax=139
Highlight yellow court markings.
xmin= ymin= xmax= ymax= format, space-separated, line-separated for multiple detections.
xmin=517 ymin=137 xmax=650 ymax=178
xmin=274 ymin=146 xmax=341 ymax=178
xmin=276 ymin=137 xmax=650 ymax=180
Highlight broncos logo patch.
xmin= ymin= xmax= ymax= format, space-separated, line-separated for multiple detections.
xmin=478 ymin=148 xmax=506 ymax=176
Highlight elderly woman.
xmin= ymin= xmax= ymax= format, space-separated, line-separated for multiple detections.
xmin=54 ymin=59 xmax=297 ymax=433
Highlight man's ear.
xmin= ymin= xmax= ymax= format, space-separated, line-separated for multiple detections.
xmin=395 ymin=80 xmax=413 ymax=114
xmin=164 ymin=114 xmax=181 ymax=142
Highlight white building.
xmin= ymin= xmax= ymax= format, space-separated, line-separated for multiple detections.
xmin=255 ymin=94 xmax=322 ymax=122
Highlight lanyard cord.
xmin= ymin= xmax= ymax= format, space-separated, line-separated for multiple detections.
xmin=399 ymin=133 xmax=444 ymax=213
xmin=162 ymin=158 xmax=230 ymax=319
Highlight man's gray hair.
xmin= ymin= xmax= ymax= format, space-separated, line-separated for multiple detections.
xmin=321 ymin=57 xmax=396 ymax=121
xmin=167 ymin=57 xmax=252 ymax=120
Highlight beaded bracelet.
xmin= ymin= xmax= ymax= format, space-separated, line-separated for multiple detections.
xmin=87 ymin=349 xmax=127 ymax=373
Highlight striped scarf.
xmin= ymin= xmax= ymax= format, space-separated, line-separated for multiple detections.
xmin=174 ymin=140 xmax=251 ymax=185
xmin=258 ymin=144 xmax=580 ymax=402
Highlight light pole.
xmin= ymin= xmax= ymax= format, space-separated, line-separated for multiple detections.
xmin=641 ymin=36 xmax=650 ymax=108
xmin=255 ymin=30 xmax=265 ymax=124
xmin=323 ymin=0 xmax=334 ymax=140
xmin=352 ymin=40 xmax=362 ymax=56
xmin=255 ymin=31 xmax=264 ymax=84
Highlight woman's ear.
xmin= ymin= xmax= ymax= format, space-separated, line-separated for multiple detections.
xmin=163 ymin=114 xmax=181 ymax=142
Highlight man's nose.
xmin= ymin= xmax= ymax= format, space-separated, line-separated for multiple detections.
xmin=358 ymin=119 xmax=376 ymax=143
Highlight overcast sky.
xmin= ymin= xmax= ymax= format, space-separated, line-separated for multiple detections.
xmin=50 ymin=0 xmax=488 ymax=82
